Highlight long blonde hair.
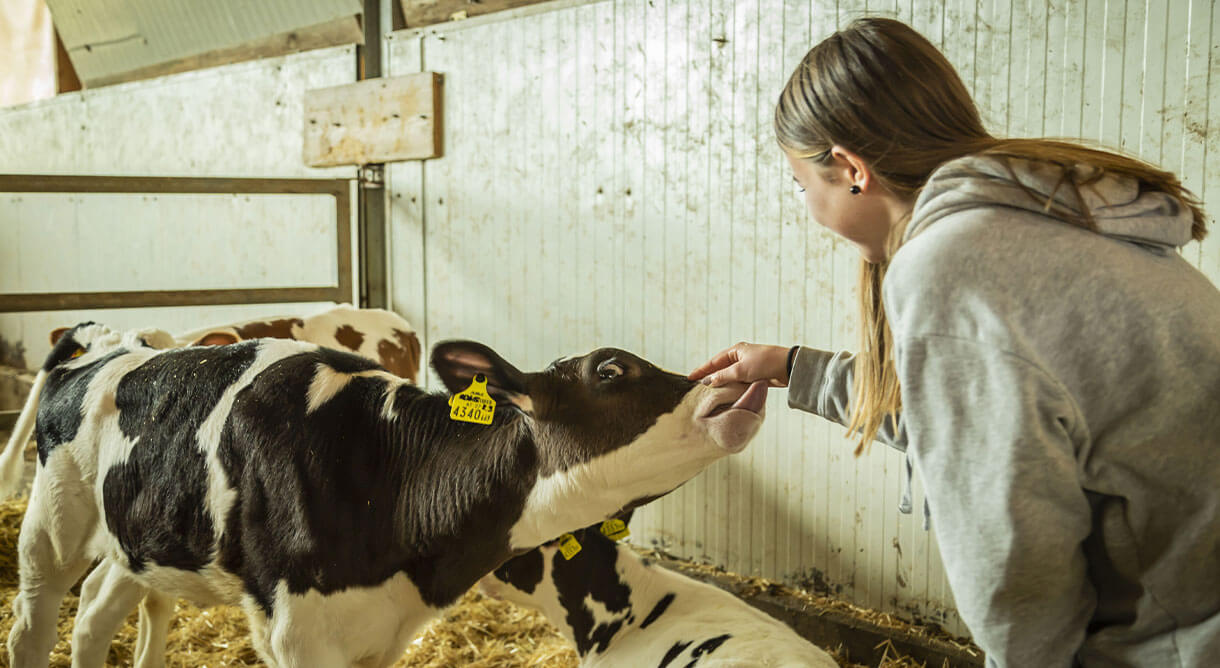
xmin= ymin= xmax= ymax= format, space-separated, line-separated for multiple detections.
xmin=775 ymin=17 xmax=1209 ymax=454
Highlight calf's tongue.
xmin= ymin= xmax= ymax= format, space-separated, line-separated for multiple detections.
xmin=731 ymin=380 xmax=769 ymax=414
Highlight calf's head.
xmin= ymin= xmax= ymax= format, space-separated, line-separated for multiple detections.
xmin=432 ymin=342 xmax=768 ymax=547
xmin=47 ymin=322 xmax=177 ymax=366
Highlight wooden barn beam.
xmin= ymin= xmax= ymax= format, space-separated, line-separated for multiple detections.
xmin=399 ymin=0 xmax=560 ymax=28
xmin=85 ymin=16 xmax=364 ymax=89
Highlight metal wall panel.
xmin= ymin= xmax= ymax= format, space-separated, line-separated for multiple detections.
xmin=0 ymin=45 xmax=359 ymax=369
xmin=391 ymin=0 xmax=1219 ymax=637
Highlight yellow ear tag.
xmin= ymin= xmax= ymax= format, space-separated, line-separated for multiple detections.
xmin=448 ymin=374 xmax=496 ymax=425
xmin=599 ymin=519 xmax=630 ymax=541
xmin=558 ymin=533 xmax=582 ymax=560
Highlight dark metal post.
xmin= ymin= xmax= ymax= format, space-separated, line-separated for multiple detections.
xmin=356 ymin=0 xmax=389 ymax=309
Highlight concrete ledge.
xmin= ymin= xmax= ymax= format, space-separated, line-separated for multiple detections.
xmin=650 ymin=554 xmax=985 ymax=667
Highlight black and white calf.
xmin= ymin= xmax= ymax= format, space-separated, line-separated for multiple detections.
xmin=481 ymin=516 xmax=836 ymax=667
xmin=8 ymin=323 xmax=769 ymax=668
xmin=0 ymin=324 xmax=176 ymax=500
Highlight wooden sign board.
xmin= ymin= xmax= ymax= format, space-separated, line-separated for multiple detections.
xmin=303 ymin=72 xmax=443 ymax=167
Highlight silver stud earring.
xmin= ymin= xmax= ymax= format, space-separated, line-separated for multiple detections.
xmin=849 ymin=185 xmax=861 ymax=195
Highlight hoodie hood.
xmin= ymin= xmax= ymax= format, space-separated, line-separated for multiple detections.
xmin=907 ymin=155 xmax=1195 ymax=250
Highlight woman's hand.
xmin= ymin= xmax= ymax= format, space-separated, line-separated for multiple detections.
xmin=689 ymin=342 xmax=793 ymax=387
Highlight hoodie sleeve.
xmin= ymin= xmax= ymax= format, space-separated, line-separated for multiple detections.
xmin=786 ymin=347 xmax=907 ymax=451
xmin=896 ymin=334 xmax=1095 ymax=667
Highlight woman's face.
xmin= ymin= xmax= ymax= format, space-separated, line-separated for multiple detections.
xmin=785 ymin=149 xmax=894 ymax=263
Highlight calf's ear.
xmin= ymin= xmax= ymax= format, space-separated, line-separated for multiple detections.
xmin=49 ymin=327 xmax=70 ymax=345
xmin=431 ymin=340 xmax=531 ymax=410
xmin=192 ymin=330 xmax=241 ymax=346
xmin=133 ymin=328 xmax=178 ymax=350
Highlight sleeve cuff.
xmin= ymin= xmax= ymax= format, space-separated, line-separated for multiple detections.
xmin=786 ymin=346 xmax=836 ymax=415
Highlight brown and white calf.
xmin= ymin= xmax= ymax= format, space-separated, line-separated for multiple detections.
xmin=7 ymin=322 xmax=768 ymax=668
xmin=177 ymin=303 xmax=422 ymax=382
xmin=481 ymin=516 xmax=837 ymax=668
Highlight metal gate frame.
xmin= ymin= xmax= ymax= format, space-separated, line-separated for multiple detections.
xmin=0 ymin=174 xmax=352 ymax=312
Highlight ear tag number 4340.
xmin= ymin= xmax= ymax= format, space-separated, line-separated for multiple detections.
xmin=449 ymin=374 xmax=496 ymax=425
xmin=558 ymin=533 xmax=582 ymax=560
xmin=600 ymin=519 xmax=630 ymax=541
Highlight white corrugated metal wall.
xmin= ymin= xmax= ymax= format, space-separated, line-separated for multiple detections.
xmin=387 ymin=0 xmax=1219 ymax=635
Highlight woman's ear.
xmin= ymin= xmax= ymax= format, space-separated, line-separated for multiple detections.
xmin=829 ymin=145 xmax=873 ymax=192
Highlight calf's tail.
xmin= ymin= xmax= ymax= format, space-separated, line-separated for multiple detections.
xmin=0 ymin=369 xmax=47 ymax=501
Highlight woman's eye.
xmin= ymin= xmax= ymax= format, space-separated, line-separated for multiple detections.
xmin=597 ymin=361 xmax=625 ymax=380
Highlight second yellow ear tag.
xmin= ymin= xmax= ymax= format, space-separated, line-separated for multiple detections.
xmin=599 ymin=519 xmax=630 ymax=541
xmin=558 ymin=533 xmax=582 ymax=560
xmin=448 ymin=374 xmax=496 ymax=425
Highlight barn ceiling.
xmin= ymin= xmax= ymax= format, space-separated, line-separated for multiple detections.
xmin=47 ymin=0 xmax=363 ymax=88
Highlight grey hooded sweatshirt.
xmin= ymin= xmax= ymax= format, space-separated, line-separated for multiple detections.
xmin=787 ymin=155 xmax=1220 ymax=667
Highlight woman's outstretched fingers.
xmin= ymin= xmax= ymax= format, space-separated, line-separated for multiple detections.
xmin=690 ymin=342 xmax=790 ymax=387
xmin=688 ymin=345 xmax=743 ymax=383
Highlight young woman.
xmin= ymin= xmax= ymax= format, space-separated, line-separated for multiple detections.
xmin=690 ymin=17 xmax=1220 ymax=668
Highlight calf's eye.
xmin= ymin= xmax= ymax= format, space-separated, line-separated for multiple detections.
xmin=597 ymin=360 xmax=625 ymax=380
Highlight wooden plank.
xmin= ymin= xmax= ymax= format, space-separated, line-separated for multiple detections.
xmin=399 ymin=0 xmax=559 ymax=27
xmin=84 ymin=15 xmax=364 ymax=89
xmin=0 ymin=287 xmax=346 ymax=313
xmin=54 ymin=31 xmax=81 ymax=93
xmin=0 ymin=175 xmax=348 ymax=196
xmin=303 ymin=72 xmax=443 ymax=167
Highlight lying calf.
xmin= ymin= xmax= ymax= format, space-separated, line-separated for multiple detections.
xmin=177 ymin=303 xmax=422 ymax=382
xmin=481 ymin=517 xmax=836 ymax=667
xmin=8 ymin=323 xmax=768 ymax=668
